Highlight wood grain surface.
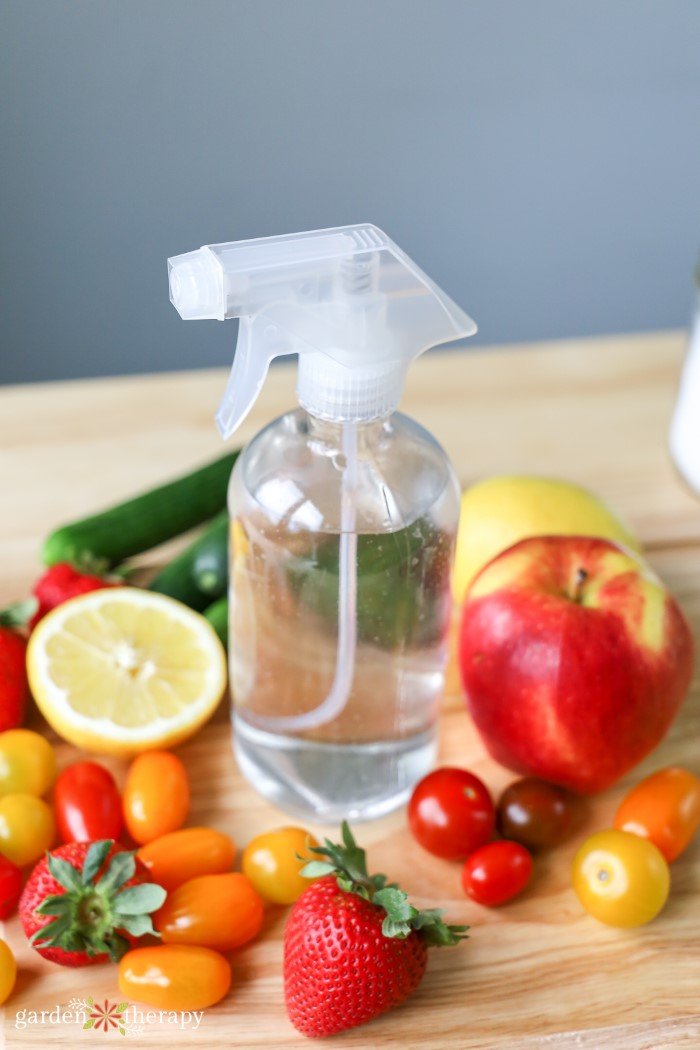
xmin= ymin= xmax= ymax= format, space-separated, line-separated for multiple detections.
xmin=1 ymin=330 xmax=699 ymax=1049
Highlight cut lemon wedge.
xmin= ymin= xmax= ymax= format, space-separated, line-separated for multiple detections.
xmin=27 ymin=588 xmax=227 ymax=755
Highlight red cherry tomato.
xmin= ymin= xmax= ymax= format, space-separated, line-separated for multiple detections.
xmin=0 ymin=855 xmax=22 ymax=919
xmin=408 ymin=767 xmax=495 ymax=860
xmin=54 ymin=761 xmax=123 ymax=843
xmin=462 ymin=840 xmax=532 ymax=906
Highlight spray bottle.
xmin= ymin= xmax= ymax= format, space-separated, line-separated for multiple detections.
xmin=168 ymin=224 xmax=476 ymax=821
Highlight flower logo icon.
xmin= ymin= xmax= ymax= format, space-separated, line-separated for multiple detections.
xmin=83 ymin=998 xmax=129 ymax=1036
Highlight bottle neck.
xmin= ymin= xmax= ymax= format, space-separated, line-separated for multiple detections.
xmin=304 ymin=410 xmax=394 ymax=453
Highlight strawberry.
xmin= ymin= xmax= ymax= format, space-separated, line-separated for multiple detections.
xmin=20 ymin=840 xmax=166 ymax=967
xmin=30 ymin=563 xmax=120 ymax=627
xmin=284 ymin=823 xmax=468 ymax=1038
xmin=0 ymin=623 xmax=28 ymax=731
xmin=0 ymin=854 xmax=23 ymax=919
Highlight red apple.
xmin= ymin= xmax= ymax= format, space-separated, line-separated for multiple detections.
xmin=458 ymin=536 xmax=694 ymax=794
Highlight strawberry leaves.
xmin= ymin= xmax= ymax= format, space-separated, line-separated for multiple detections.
xmin=81 ymin=840 xmax=112 ymax=884
xmin=46 ymin=854 xmax=84 ymax=893
xmin=0 ymin=597 xmax=38 ymax=627
xmin=96 ymin=850 xmax=138 ymax=895
xmin=301 ymin=822 xmax=468 ymax=947
xmin=372 ymin=886 xmax=467 ymax=944
xmin=30 ymin=840 xmax=166 ymax=962
xmin=302 ymin=823 xmax=376 ymax=891
xmin=373 ymin=887 xmax=418 ymax=938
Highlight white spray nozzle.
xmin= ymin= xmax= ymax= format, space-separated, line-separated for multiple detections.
xmin=168 ymin=224 xmax=476 ymax=438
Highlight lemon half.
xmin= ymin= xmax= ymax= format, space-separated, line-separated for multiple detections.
xmin=27 ymin=588 xmax=227 ymax=755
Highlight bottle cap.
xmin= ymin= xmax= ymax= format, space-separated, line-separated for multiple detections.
xmin=168 ymin=224 xmax=477 ymax=436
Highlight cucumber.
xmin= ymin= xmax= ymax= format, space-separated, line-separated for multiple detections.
xmin=193 ymin=515 xmax=229 ymax=596
xmin=286 ymin=519 xmax=453 ymax=650
xmin=203 ymin=597 xmax=228 ymax=647
xmin=149 ymin=512 xmax=228 ymax=610
xmin=42 ymin=451 xmax=239 ymax=570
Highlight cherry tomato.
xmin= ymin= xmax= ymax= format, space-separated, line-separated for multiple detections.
xmin=123 ymin=751 xmax=189 ymax=845
xmin=155 ymin=872 xmax=264 ymax=950
xmin=0 ymin=855 xmax=22 ymax=918
xmin=242 ymin=826 xmax=319 ymax=904
xmin=462 ymin=841 xmax=532 ymax=905
xmin=0 ymin=939 xmax=16 ymax=1005
xmin=614 ymin=767 xmax=700 ymax=863
xmin=497 ymin=778 xmax=582 ymax=851
xmin=119 ymin=945 xmax=231 ymax=1010
xmin=137 ymin=827 xmax=236 ymax=892
xmin=572 ymin=829 xmax=669 ymax=927
xmin=0 ymin=729 xmax=56 ymax=797
xmin=54 ymin=761 xmax=123 ymax=843
xmin=0 ymin=793 xmax=54 ymax=866
xmin=408 ymin=767 xmax=495 ymax=860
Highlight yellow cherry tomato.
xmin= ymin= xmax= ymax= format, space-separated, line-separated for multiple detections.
xmin=572 ymin=829 xmax=669 ymax=928
xmin=0 ymin=939 xmax=16 ymax=1004
xmin=0 ymin=730 xmax=56 ymax=797
xmin=0 ymin=794 xmax=55 ymax=866
xmin=242 ymin=826 xmax=319 ymax=905
xmin=119 ymin=945 xmax=231 ymax=1010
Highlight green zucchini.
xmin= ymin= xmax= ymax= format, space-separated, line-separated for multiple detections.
xmin=149 ymin=511 xmax=228 ymax=610
xmin=193 ymin=515 xmax=229 ymax=596
xmin=42 ymin=451 xmax=239 ymax=570
xmin=203 ymin=596 xmax=228 ymax=647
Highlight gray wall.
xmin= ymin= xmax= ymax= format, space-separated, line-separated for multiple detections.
xmin=1 ymin=0 xmax=699 ymax=384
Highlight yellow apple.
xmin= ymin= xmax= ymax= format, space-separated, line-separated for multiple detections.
xmin=453 ymin=475 xmax=640 ymax=601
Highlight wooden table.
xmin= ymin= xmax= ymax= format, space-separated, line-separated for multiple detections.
xmin=1 ymin=331 xmax=699 ymax=1048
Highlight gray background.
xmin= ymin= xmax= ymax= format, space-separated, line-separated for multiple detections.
xmin=1 ymin=0 xmax=699 ymax=385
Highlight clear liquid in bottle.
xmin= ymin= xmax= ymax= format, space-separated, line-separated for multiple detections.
xmin=229 ymin=410 xmax=459 ymax=822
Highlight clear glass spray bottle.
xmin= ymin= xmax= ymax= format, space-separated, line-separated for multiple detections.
xmin=168 ymin=225 xmax=476 ymax=821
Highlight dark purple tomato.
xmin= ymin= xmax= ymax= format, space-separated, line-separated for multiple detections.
xmin=497 ymin=777 xmax=582 ymax=851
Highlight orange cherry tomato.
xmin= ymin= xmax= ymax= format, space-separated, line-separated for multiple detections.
xmin=137 ymin=827 xmax=236 ymax=892
xmin=614 ymin=767 xmax=700 ymax=862
xmin=155 ymin=872 xmax=264 ymax=951
xmin=123 ymin=751 xmax=189 ymax=845
xmin=242 ymin=826 xmax=318 ymax=905
xmin=119 ymin=945 xmax=231 ymax=1010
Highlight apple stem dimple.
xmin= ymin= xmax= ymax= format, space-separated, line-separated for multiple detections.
xmin=572 ymin=567 xmax=588 ymax=603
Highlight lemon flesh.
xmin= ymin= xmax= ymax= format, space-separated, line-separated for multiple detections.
xmin=27 ymin=588 xmax=227 ymax=755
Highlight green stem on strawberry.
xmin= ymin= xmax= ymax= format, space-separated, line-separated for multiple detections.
xmin=300 ymin=822 xmax=468 ymax=946
xmin=31 ymin=840 xmax=166 ymax=963
xmin=0 ymin=598 xmax=38 ymax=628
